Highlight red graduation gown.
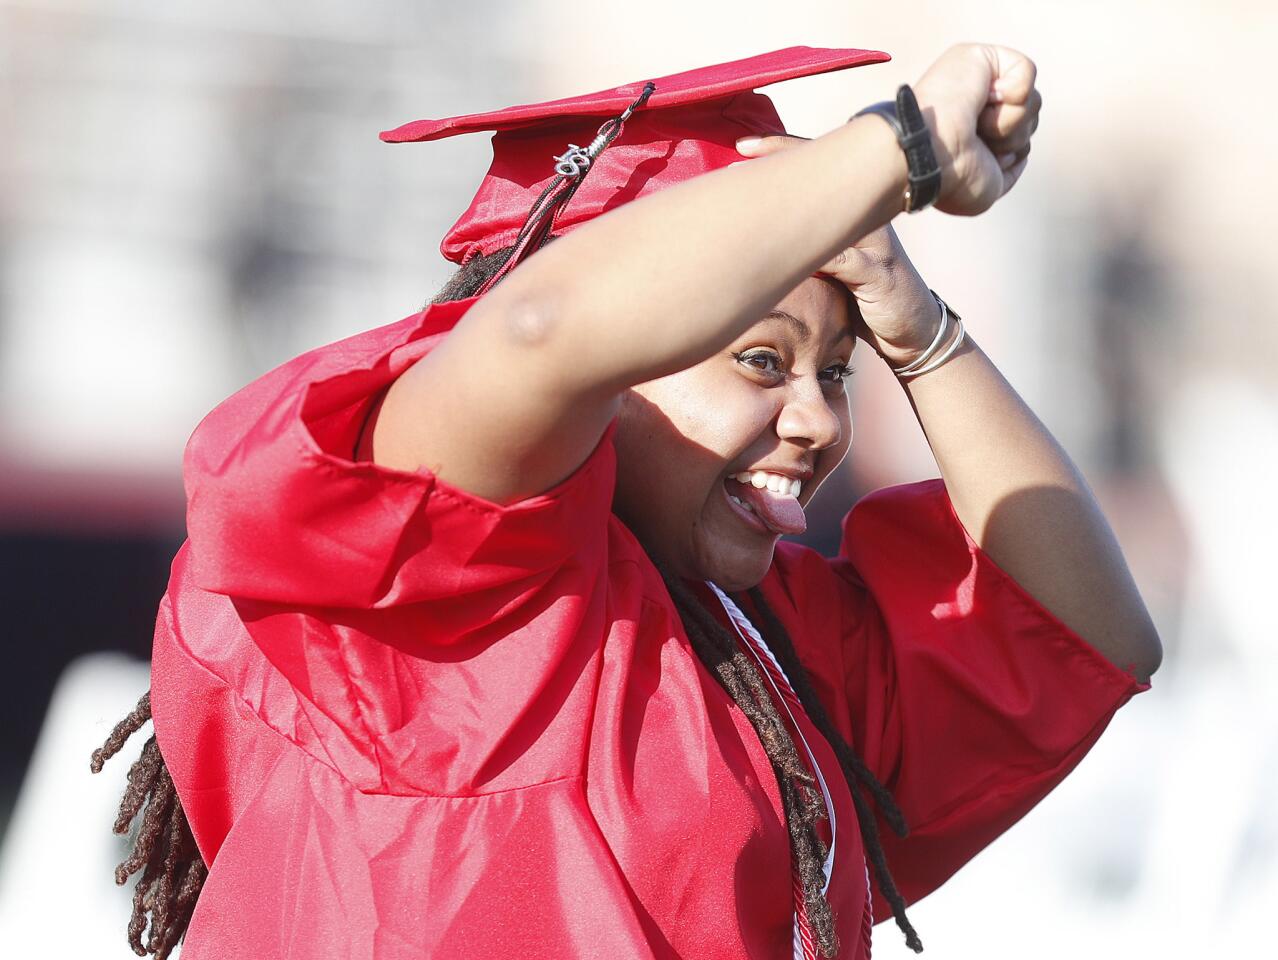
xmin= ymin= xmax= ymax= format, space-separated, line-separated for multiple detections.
xmin=150 ymin=298 xmax=1149 ymax=959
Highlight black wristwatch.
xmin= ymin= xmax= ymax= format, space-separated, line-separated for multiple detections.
xmin=853 ymin=85 xmax=942 ymax=213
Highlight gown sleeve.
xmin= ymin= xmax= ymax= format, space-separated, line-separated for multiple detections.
xmin=183 ymin=298 xmax=615 ymax=614
xmin=770 ymin=479 xmax=1151 ymax=921
xmin=175 ymin=299 xmax=618 ymax=796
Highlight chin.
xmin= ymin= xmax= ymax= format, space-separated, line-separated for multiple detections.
xmin=699 ymin=542 xmax=776 ymax=592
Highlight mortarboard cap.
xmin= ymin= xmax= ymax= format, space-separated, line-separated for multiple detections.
xmin=382 ymin=46 xmax=890 ymax=268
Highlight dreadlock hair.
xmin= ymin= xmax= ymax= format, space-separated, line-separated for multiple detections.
xmin=93 ymin=241 xmax=921 ymax=958
xmin=91 ymin=691 xmax=206 ymax=959
xmin=746 ymin=586 xmax=923 ymax=953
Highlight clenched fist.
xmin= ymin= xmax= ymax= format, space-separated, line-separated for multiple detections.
xmin=914 ymin=43 xmax=1042 ymax=216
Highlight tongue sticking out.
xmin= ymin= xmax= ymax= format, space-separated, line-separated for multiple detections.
xmin=730 ymin=480 xmax=807 ymax=535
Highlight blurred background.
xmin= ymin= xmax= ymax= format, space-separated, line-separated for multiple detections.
xmin=0 ymin=0 xmax=1274 ymax=956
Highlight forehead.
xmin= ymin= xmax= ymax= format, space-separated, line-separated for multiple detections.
xmin=761 ymin=277 xmax=852 ymax=348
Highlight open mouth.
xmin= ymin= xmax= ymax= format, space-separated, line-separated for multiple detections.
xmin=723 ymin=470 xmax=807 ymax=536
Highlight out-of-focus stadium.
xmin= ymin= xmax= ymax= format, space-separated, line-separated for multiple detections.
xmin=1 ymin=1 xmax=1274 ymax=956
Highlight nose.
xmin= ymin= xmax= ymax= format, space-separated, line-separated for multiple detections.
xmin=775 ymin=381 xmax=845 ymax=451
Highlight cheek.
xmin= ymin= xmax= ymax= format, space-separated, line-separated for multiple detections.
xmin=616 ymin=378 xmax=775 ymax=521
xmin=614 ymin=391 xmax=727 ymax=523
xmin=629 ymin=372 xmax=769 ymax=466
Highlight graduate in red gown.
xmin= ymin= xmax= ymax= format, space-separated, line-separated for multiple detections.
xmin=93 ymin=44 xmax=1161 ymax=960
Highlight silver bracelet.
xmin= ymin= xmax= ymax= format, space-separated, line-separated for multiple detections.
xmin=891 ymin=292 xmax=949 ymax=375
xmin=892 ymin=292 xmax=965 ymax=379
xmin=896 ymin=315 xmax=965 ymax=379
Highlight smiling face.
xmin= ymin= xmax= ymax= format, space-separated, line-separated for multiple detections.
xmin=613 ymin=277 xmax=855 ymax=590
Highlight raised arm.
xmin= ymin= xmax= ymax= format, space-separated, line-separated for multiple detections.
xmin=369 ymin=119 xmax=904 ymax=502
xmin=367 ymin=47 xmax=1017 ymax=503
xmin=743 ymin=47 xmax=1162 ymax=682
xmin=904 ymin=333 xmax=1163 ymax=682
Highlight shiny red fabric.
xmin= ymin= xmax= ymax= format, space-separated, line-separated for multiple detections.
xmin=152 ymin=299 xmax=1149 ymax=959
xmin=378 ymin=47 xmax=889 ymax=264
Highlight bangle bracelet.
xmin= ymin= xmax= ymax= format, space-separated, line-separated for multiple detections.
xmin=896 ymin=315 xmax=966 ymax=379
xmin=891 ymin=292 xmax=949 ymax=375
xmin=891 ymin=292 xmax=965 ymax=379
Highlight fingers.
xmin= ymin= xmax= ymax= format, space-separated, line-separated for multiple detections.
xmin=817 ymin=249 xmax=852 ymax=276
xmin=816 ymin=227 xmax=894 ymax=280
xmin=996 ymin=143 xmax=1031 ymax=172
xmin=817 ymin=243 xmax=873 ymax=278
xmin=985 ymin=46 xmax=1037 ymax=105
xmin=978 ymin=86 xmax=1042 ymax=154
xmin=1001 ymin=151 xmax=1031 ymax=194
xmin=816 ymin=241 xmax=877 ymax=279
xmin=850 ymin=223 xmax=899 ymax=257
xmin=979 ymin=45 xmax=1040 ymax=156
xmin=735 ymin=133 xmax=811 ymax=158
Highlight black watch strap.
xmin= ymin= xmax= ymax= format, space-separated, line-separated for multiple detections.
xmin=853 ymin=85 xmax=942 ymax=213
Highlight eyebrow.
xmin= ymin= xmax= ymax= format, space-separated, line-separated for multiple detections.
xmin=764 ymin=309 xmax=854 ymax=348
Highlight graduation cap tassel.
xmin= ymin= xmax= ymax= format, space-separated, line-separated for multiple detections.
xmin=476 ymin=82 xmax=657 ymax=297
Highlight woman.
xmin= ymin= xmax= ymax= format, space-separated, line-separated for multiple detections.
xmin=93 ymin=43 xmax=1160 ymax=960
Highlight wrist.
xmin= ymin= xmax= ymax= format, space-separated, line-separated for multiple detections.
xmin=875 ymin=304 xmax=944 ymax=369
xmin=851 ymin=85 xmax=943 ymax=213
xmin=886 ymin=292 xmax=966 ymax=378
xmin=862 ymin=283 xmax=943 ymax=368
xmin=915 ymin=103 xmax=957 ymax=213
xmin=842 ymin=113 xmax=911 ymax=219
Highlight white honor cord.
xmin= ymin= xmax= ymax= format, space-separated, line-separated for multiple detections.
xmin=707 ymin=582 xmax=836 ymax=891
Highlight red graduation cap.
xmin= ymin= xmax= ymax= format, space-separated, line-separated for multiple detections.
xmin=381 ymin=46 xmax=890 ymax=277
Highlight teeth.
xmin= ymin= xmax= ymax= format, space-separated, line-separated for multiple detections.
xmin=730 ymin=470 xmax=803 ymax=498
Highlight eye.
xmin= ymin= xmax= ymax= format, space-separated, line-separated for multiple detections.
xmin=732 ymin=349 xmax=785 ymax=380
xmin=819 ymin=362 xmax=856 ymax=387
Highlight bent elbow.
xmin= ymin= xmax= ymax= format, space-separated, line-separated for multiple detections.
xmin=1128 ymin=624 xmax=1164 ymax=684
xmin=499 ymin=291 xmax=563 ymax=349
xmin=488 ymin=288 xmax=613 ymax=393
